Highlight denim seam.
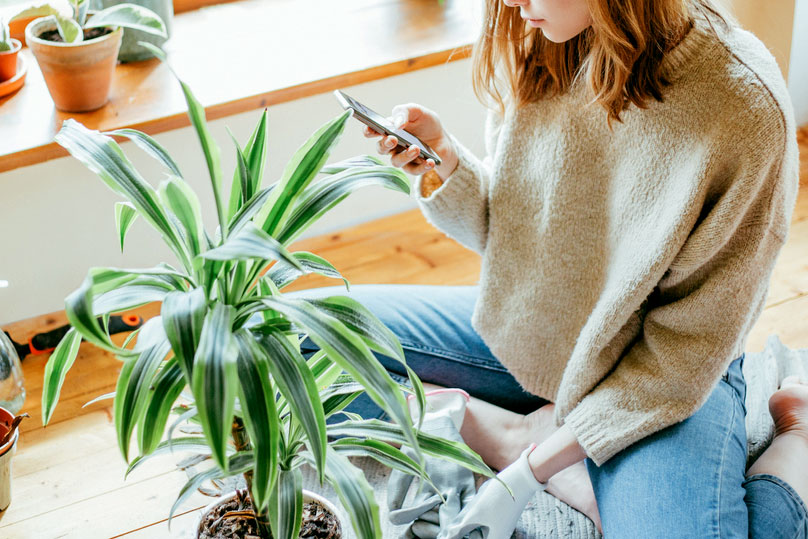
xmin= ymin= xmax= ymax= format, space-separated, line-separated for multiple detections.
xmin=713 ymin=390 xmax=737 ymax=539
xmin=398 ymin=338 xmax=509 ymax=373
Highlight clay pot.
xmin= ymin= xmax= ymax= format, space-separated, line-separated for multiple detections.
xmin=26 ymin=17 xmax=123 ymax=112
xmin=0 ymin=39 xmax=22 ymax=81
xmin=196 ymin=489 xmax=344 ymax=538
xmin=0 ymin=406 xmax=19 ymax=522
xmin=9 ymin=17 xmax=37 ymax=47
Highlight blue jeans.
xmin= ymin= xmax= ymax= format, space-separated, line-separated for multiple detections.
xmin=290 ymin=284 xmax=808 ymax=537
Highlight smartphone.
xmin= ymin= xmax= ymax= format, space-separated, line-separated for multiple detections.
xmin=334 ymin=90 xmax=442 ymax=165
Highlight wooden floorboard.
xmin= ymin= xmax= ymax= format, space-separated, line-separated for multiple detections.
xmin=1 ymin=128 xmax=805 ymax=538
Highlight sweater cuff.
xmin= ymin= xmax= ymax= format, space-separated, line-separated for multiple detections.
xmin=413 ymin=133 xmax=482 ymax=208
xmin=563 ymin=394 xmax=643 ymax=467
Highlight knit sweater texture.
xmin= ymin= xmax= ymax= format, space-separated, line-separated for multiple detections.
xmin=413 ymin=10 xmax=799 ymax=465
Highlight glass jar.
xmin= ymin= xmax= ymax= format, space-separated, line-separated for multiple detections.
xmin=0 ymin=331 xmax=25 ymax=415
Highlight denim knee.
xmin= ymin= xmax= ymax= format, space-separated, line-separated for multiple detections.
xmin=744 ymin=473 xmax=808 ymax=538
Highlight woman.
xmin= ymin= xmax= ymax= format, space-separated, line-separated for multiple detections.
xmin=297 ymin=0 xmax=807 ymax=536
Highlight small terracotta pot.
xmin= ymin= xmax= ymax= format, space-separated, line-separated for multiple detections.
xmin=0 ymin=39 xmax=22 ymax=82
xmin=0 ymin=406 xmax=19 ymax=522
xmin=26 ymin=17 xmax=122 ymax=112
xmin=196 ymin=489 xmax=344 ymax=538
xmin=9 ymin=17 xmax=37 ymax=47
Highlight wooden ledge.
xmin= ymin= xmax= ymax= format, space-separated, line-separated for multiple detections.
xmin=0 ymin=0 xmax=479 ymax=173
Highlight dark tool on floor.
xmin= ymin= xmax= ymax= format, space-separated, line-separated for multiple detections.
xmin=2 ymin=314 xmax=144 ymax=362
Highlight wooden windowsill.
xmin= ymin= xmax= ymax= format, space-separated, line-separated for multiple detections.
xmin=0 ymin=0 xmax=479 ymax=173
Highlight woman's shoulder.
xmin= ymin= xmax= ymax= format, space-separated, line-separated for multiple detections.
xmin=678 ymin=12 xmax=793 ymax=138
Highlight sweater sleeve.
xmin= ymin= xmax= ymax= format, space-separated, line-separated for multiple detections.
xmin=563 ymin=114 xmax=798 ymax=466
xmin=412 ymin=108 xmax=503 ymax=256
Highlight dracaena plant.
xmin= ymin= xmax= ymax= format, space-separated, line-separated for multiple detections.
xmin=40 ymin=44 xmax=493 ymax=539
xmin=36 ymin=0 xmax=166 ymax=43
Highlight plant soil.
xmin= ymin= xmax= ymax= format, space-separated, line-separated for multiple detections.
xmin=38 ymin=27 xmax=113 ymax=43
xmin=199 ymin=493 xmax=342 ymax=539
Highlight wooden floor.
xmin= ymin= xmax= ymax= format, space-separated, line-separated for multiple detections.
xmin=2 ymin=128 xmax=807 ymax=538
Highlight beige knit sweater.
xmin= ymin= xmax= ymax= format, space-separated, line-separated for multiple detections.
xmin=413 ymin=10 xmax=799 ymax=465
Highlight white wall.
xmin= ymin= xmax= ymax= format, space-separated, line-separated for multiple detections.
xmin=789 ymin=0 xmax=808 ymax=126
xmin=0 ymin=58 xmax=487 ymax=324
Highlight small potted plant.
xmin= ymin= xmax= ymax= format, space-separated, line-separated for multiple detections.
xmin=41 ymin=44 xmax=494 ymax=538
xmin=0 ymin=408 xmax=26 ymax=522
xmin=7 ymin=5 xmax=61 ymax=46
xmin=0 ymin=17 xmax=22 ymax=82
xmin=24 ymin=0 xmax=166 ymax=111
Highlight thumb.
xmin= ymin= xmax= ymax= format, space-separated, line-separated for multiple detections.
xmin=390 ymin=103 xmax=422 ymax=129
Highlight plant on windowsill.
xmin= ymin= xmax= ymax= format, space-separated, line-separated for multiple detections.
xmin=40 ymin=42 xmax=494 ymax=539
xmin=24 ymin=0 xmax=166 ymax=112
xmin=0 ymin=18 xmax=22 ymax=82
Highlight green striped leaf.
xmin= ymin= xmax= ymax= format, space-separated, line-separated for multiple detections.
xmin=114 ymin=202 xmax=138 ymax=252
xmin=256 ymin=110 xmax=352 ymax=237
xmin=200 ymin=222 xmax=303 ymax=271
xmin=331 ymin=438 xmax=425 ymax=479
xmin=276 ymin=165 xmax=410 ymax=245
xmin=323 ymin=447 xmax=381 ymax=539
xmin=267 ymin=252 xmax=349 ymax=291
xmin=233 ymin=330 xmax=281 ymax=511
xmin=41 ymin=328 xmax=83 ymax=426
xmin=55 ymin=120 xmax=191 ymax=270
xmin=327 ymin=419 xmax=494 ymax=478
xmin=137 ymin=44 xmax=226 ymax=238
xmin=191 ymin=303 xmax=238 ymax=470
xmin=104 ymin=128 xmax=183 ymax=177
xmin=305 ymin=295 xmax=403 ymax=362
xmin=84 ymin=4 xmax=167 ymax=37
xmin=114 ymin=317 xmax=171 ymax=462
xmin=228 ymin=186 xmax=275 ymax=236
xmin=258 ymin=296 xmax=420 ymax=460
xmin=252 ymin=327 xmax=327 ymax=483
xmin=227 ymin=110 xmax=268 ymax=219
xmin=268 ymin=468 xmax=303 ymax=539
xmin=319 ymin=154 xmax=385 ymax=175
xmin=159 ymin=176 xmax=206 ymax=257
xmin=169 ymin=452 xmax=254 ymax=523
xmin=92 ymin=281 xmax=174 ymax=316
xmin=65 ymin=275 xmax=122 ymax=354
xmin=162 ymin=287 xmax=207 ymax=380
xmin=137 ymin=358 xmax=186 ymax=455
xmin=126 ymin=436 xmax=210 ymax=478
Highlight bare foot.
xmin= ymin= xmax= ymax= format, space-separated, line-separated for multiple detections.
xmin=546 ymin=461 xmax=603 ymax=533
xmin=768 ymin=375 xmax=808 ymax=441
xmin=747 ymin=375 xmax=808 ymax=505
xmin=460 ymin=402 xmax=559 ymax=471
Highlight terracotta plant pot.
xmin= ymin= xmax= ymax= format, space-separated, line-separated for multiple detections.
xmin=196 ymin=489 xmax=344 ymax=538
xmin=26 ymin=17 xmax=123 ymax=112
xmin=0 ymin=39 xmax=22 ymax=81
xmin=0 ymin=406 xmax=19 ymax=522
xmin=9 ymin=17 xmax=37 ymax=47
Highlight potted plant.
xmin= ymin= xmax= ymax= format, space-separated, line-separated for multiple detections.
xmin=24 ymin=0 xmax=166 ymax=112
xmin=41 ymin=44 xmax=494 ymax=538
xmin=7 ymin=5 xmax=61 ymax=46
xmin=0 ymin=17 xmax=22 ymax=82
xmin=0 ymin=408 xmax=26 ymax=522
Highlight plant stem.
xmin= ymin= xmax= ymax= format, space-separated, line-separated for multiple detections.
xmin=232 ymin=418 xmax=274 ymax=539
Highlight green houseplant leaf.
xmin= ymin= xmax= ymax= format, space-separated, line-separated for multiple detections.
xmin=192 ymin=303 xmax=239 ymax=470
xmin=41 ymin=328 xmax=82 ymax=425
xmin=114 ymin=202 xmax=138 ymax=252
xmin=84 ymin=3 xmax=167 ymax=37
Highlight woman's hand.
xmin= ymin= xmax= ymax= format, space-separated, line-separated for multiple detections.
xmin=362 ymin=103 xmax=459 ymax=180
